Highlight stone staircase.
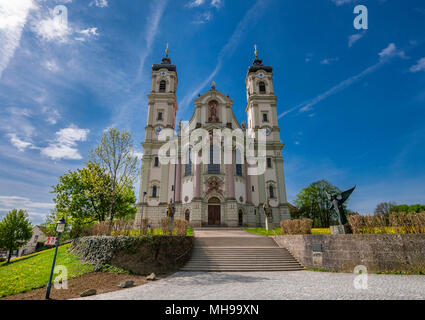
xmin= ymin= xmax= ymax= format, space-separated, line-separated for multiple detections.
xmin=181 ymin=232 xmax=304 ymax=272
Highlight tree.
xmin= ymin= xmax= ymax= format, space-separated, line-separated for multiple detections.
xmin=50 ymin=161 xmax=137 ymax=238
xmin=0 ymin=209 xmax=33 ymax=263
xmin=52 ymin=162 xmax=112 ymax=224
xmin=374 ymin=202 xmax=396 ymax=216
xmin=391 ymin=204 xmax=425 ymax=213
xmin=294 ymin=180 xmax=345 ymax=228
xmin=89 ymin=128 xmax=139 ymax=221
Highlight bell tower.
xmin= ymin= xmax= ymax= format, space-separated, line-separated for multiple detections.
xmin=245 ymin=45 xmax=277 ymax=135
xmin=137 ymin=46 xmax=179 ymax=227
xmin=245 ymin=45 xmax=290 ymax=227
xmin=145 ymin=44 xmax=178 ymax=143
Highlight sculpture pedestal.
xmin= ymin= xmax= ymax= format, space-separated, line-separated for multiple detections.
xmin=330 ymin=224 xmax=351 ymax=234
xmin=265 ymin=216 xmax=270 ymax=231
xmin=168 ymin=217 xmax=174 ymax=234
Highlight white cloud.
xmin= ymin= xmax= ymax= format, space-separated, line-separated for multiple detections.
xmin=33 ymin=11 xmax=71 ymax=42
xmin=41 ymin=125 xmax=89 ymax=160
xmin=187 ymin=0 xmax=205 ymax=8
xmin=211 ymin=0 xmax=223 ymax=9
xmin=135 ymin=0 xmax=167 ymax=82
xmin=193 ymin=11 xmax=213 ymax=24
xmin=133 ymin=151 xmax=144 ymax=159
xmin=90 ymin=0 xmax=108 ymax=8
xmin=279 ymin=43 xmax=408 ymax=118
xmin=6 ymin=107 xmax=31 ymax=117
xmin=180 ymin=0 xmax=267 ymax=110
xmin=0 ymin=0 xmax=36 ymax=79
xmin=378 ymin=43 xmax=406 ymax=60
xmin=348 ymin=33 xmax=364 ymax=47
xmin=409 ymin=57 xmax=425 ymax=73
xmin=44 ymin=60 xmax=59 ymax=72
xmin=42 ymin=106 xmax=61 ymax=124
xmin=320 ymin=57 xmax=339 ymax=65
xmin=78 ymin=27 xmax=98 ymax=36
xmin=8 ymin=133 xmax=32 ymax=151
xmin=0 ymin=195 xmax=54 ymax=220
xmin=331 ymin=0 xmax=358 ymax=5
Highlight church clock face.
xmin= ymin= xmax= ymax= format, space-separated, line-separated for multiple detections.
xmin=265 ymin=127 xmax=271 ymax=135
xmin=156 ymin=126 xmax=163 ymax=134
xmin=258 ymin=72 xmax=265 ymax=78
xmin=160 ymin=71 xmax=167 ymax=76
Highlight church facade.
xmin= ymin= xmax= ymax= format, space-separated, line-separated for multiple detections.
xmin=134 ymin=51 xmax=291 ymax=228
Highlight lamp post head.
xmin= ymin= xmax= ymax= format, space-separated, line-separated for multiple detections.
xmin=56 ymin=217 xmax=66 ymax=233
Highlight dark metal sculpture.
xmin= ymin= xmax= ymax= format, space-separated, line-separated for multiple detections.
xmin=326 ymin=186 xmax=356 ymax=226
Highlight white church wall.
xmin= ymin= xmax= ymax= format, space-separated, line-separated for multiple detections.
xmin=235 ymin=179 xmax=246 ymax=204
xmin=182 ymin=177 xmax=194 ymax=204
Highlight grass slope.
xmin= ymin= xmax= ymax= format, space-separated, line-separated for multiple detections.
xmin=0 ymin=243 xmax=94 ymax=298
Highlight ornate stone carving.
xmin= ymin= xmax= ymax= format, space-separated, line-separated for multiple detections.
xmin=208 ymin=100 xmax=219 ymax=122
xmin=206 ymin=176 xmax=223 ymax=195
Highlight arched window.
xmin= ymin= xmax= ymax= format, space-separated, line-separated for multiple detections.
xmin=269 ymin=185 xmax=275 ymax=199
xmin=185 ymin=210 xmax=190 ymax=222
xmin=259 ymin=81 xmax=266 ymax=94
xmin=152 ymin=185 xmax=158 ymax=198
xmin=238 ymin=210 xmax=243 ymax=226
xmin=208 ymin=145 xmax=220 ymax=174
xmin=159 ymin=80 xmax=166 ymax=93
xmin=235 ymin=149 xmax=242 ymax=176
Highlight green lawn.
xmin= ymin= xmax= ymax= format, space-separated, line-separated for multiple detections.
xmin=0 ymin=243 xmax=94 ymax=298
xmin=244 ymin=227 xmax=331 ymax=236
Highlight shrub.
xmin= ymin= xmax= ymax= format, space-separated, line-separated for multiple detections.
xmin=347 ymin=214 xmax=364 ymax=234
xmin=174 ymin=219 xmax=188 ymax=236
xmin=280 ymin=218 xmax=312 ymax=235
xmin=140 ymin=218 xmax=149 ymax=235
xmin=389 ymin=212 xmax=425 ymax=234
xmin=160 ymin=217 xmax=170 ymax=235
xmin=89 ymin=221 xmax=110 ymax=236
xmin=348 ymin=212 xmax=425 ymax=234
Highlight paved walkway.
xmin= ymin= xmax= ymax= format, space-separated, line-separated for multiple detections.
xmin=77 ymin=271 xmax=425 ymax=300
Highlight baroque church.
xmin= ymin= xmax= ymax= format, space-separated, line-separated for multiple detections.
xmin=135 ymin=48 xmax=290 ymax=228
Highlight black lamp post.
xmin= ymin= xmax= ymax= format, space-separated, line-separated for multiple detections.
xmin=45 ymin=217 xmax=66 ymax=300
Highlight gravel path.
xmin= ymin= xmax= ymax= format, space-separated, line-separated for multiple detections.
xmin=77 ymin=271 xmax=425 ymax=300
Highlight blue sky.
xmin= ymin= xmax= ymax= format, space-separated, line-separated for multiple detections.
xmin=0 ymin=0 xmax=424 ymax=224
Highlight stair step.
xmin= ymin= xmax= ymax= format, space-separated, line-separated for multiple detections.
xmin=181 ymin=268 xmax=304 ymax=272
xmin=181 ymin=234 xmax=303 ymax=272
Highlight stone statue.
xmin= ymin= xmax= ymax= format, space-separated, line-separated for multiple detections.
xmin=263 ymin=198 xmax=273 ymax=231
xmin=167 ymin=200 xmax=175 ymax=219
xmin=326 ymin=186 xmax=355 ymax=233
xmin=208 ymin=100 xmax=219 ymax=122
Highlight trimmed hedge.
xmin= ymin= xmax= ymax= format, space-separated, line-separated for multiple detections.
xmin=70 ymin=235 xmax=193 ymax=274
xmin=281 ymin=218 xmax=313 ymax=235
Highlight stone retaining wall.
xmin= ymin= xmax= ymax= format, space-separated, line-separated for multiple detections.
xmin=272 ymin=234 xmax=425 ymax=273
xmin=71 ymin=235 xmax=193 ymax=275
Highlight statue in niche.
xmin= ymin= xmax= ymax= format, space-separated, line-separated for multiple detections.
xmin=208 ymin=100 xmax=219 ymax=122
